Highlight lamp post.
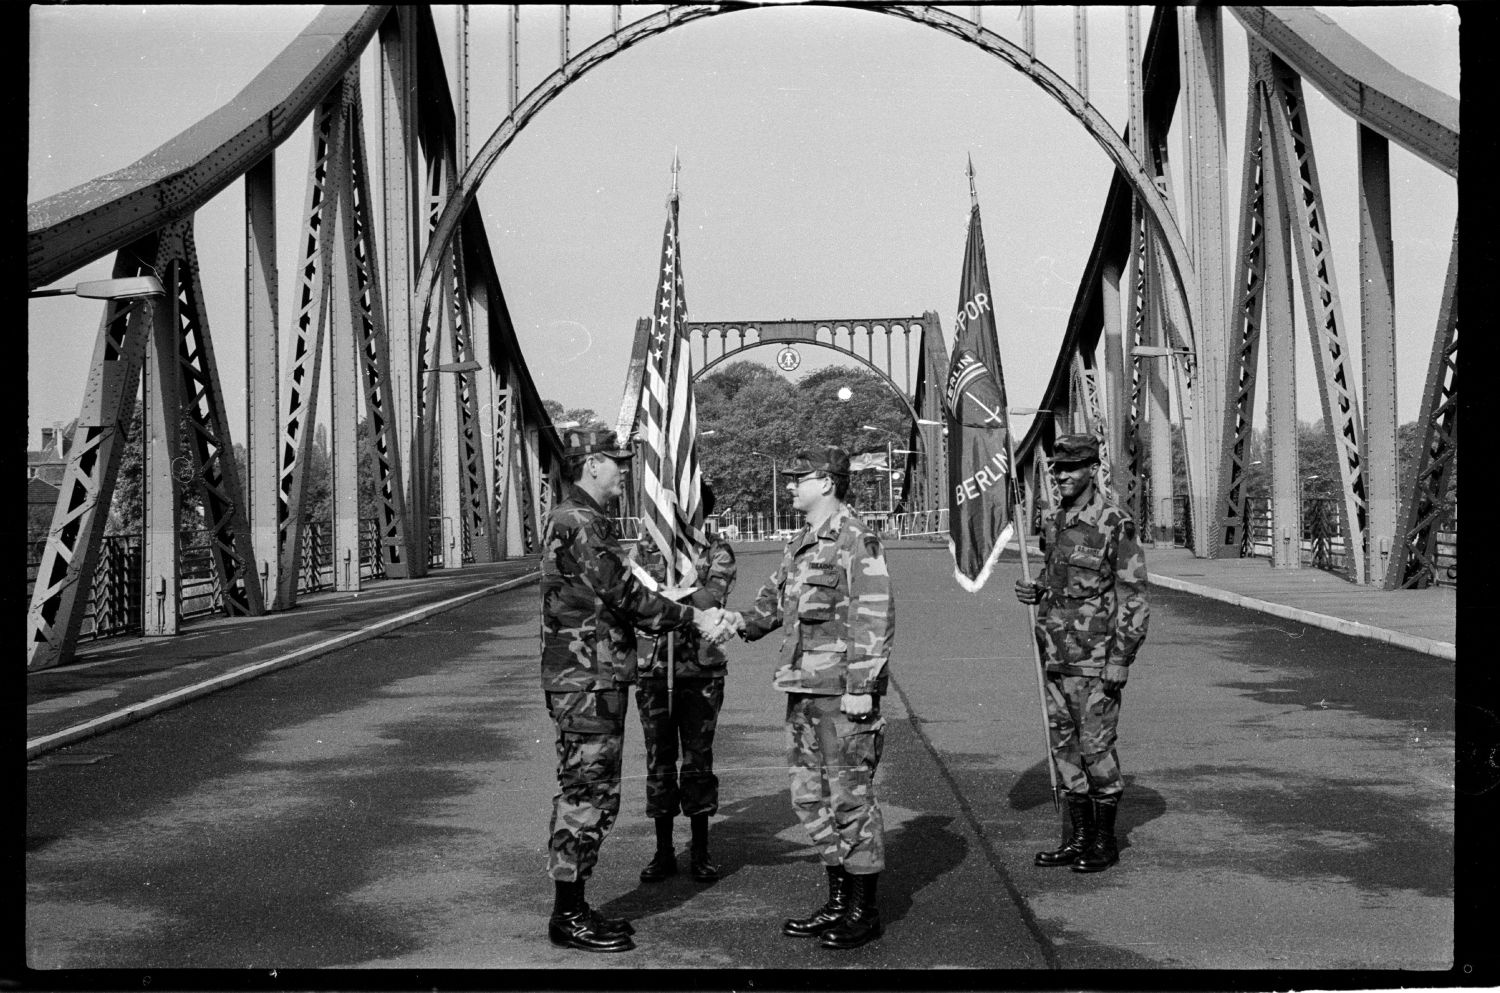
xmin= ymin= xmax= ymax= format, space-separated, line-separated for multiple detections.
xmin=859 ymin=426 xmax=897 ymax=512
xmin=29 ymin=276 xmax=166 ymax=300
xmin=751 ymin=450 xmax=777 ymax=535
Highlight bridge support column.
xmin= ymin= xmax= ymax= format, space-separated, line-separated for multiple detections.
xmin=438 ymin=260 xmax=465 ymax=568
xmin=244 ymin=156 xmax=281 ymax=608
xmin=469 ymin=276 xmax=501 ymax=563
xmin=1101 ymin=262 xmax=1127 ymax=503
xmin=1177 ymin=5 xmax=1231 ymax=556
xmin=142 ymin=284 xmax=182 ymax=636
xmin=331 ymin=183 xmax=363 ymax=594
xmin=380 ymin=10 xmax=425 ymax=576
xmin=1358 ymin=127 xmax=1398 ymax=586
xmin=1261 ymin=84 xmax=1301 ymax=570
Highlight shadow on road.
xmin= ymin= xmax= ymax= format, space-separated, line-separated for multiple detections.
xmin=1005 ymin=767 xmax=1167 ymax=854
xmin=595 ymin=792 xmax=973 ymax=935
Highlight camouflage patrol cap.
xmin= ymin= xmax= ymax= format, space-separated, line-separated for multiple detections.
xmin=780 ymin=445 xmax=851 ymax=479
xmin=563 ymin=428 xmax=633 ymax=461
xmin=1046 ymin=434 xmax=1100 ymax=466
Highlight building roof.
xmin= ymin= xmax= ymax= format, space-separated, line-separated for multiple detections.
xmin=28 ymin=476 xmax=60 ymax=504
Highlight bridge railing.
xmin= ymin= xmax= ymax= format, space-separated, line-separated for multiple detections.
xmin=26 ymin=518 xmax=406 ymax=644
xmin=890 ymin=509 xmax=949 ymax=540
xmin=1234 ymin=498 xmax=1456 ymax=586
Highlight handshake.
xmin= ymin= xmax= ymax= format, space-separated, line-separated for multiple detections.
xmin=692 ymin=606 xmax=745 ymax=645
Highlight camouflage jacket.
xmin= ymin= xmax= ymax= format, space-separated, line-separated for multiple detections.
xmin=1034 ymin=485 xmax=1149 ymax=675
xmin=630 ymin=532 xmax=737 ymax=679
xmin=741 ymin=503 xmax=894 ymax=696
xmin=539 ymin=484 xmax=696 ymax=692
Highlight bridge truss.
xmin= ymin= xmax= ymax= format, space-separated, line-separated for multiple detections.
xmin=27 ymin=4 xmax=1461 ymax=669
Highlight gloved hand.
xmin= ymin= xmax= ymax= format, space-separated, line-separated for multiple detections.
xmin=1014 ymin=579 xmax=1043 ymax=605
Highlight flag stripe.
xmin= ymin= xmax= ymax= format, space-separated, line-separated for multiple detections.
xmin=638 ymin=193 xmax=704 ymax=587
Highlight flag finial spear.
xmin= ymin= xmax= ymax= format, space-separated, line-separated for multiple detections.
xmin=671 ymin=148 xmax=680 ymax=201
xmin=967 ymin=154 xmax=978 ymax=208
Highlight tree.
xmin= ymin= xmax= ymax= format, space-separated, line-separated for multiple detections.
xmin=693 ymin=361 xmax=911 ymax=518
xmin=542 ymin=398 xmax=607 ymax=431
xmin=105 ymin=406 xmax=206 ymax=535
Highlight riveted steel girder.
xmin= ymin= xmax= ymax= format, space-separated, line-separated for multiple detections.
xmin=1358 ymin=125 xmax=1400 ymax=585
xmin=1213 ymin=44 xmax=1272 ymax=557
xmin=26 ymin=7 xmax=389 ymax=291
xmin=342 ymin=78 xmax=415 ymax=579
xmin=1228 ymin=6 xmax=1459 ymax=176
xmin=245 ymin=156 xmax=281 ymax=606
xmin=26 ymin=240 xmax=158 ymax=670
xmin=446 ymin=239 xmax=493 ymax=563
xmin=1264 ymin=53 xmax=1369 ymax=583
xmin=1385 ymin=228 xmax=1458 ymax=590
xmin=274 ymin=88 xmax=343 ymax=609
xmin=156 ymin=220 xmax=265 ymax=618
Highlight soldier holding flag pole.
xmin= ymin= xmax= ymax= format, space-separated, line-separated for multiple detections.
xmin=1014 ymin=432 xmax=1149 ymax=872
xmin=628 ymin=156 xmax=739 ymax=887
xmin=942 ymin=159 xmax=1062 ymax=825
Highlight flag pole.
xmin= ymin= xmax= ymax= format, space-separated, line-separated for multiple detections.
xmin=972 ymin=154 xmax=1060 ymax=816
xmin=665 ymin=150 xmax=681 ymax=718
xmin=1005 ymin=426 xmax=1061 ymax=816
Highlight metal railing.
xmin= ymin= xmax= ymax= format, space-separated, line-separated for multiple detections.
xmin=27 ymin=533 xmax=143 ymax=642
xmin=890 ymin=508 xmax=949 ymax=539
xmin=1236 ymin=497 xmax=1456 ymax=586
xmin=25 ymin=518 xmax=408 ymax=643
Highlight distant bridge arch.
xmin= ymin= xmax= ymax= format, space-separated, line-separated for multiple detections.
xmin=617 ymin=313 xmax=952 ymax=513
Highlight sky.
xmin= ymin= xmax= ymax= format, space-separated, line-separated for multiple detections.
xmin=27 ymin=4 xmax=1460 ymax=455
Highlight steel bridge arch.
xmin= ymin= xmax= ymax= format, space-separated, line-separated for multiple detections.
xmin=412 ymin=3 xmax=1201 ymax=377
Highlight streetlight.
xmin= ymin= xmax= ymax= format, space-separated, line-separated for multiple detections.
xmin=751 ymin=450 xmax=778 ymax=535
xmin=860 ymin=425 xmax=903 ymax=513
xmin=29 ymin=276 xmax=166 ymax=300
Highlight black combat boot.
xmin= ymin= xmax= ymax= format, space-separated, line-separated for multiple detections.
xmin=688 ymin=813 xmax=720 ymax=882
xmin=639 ymin=816 xmax=678 ymax=882
xmin=548 ymin=880 xmax=635 ymax=952
xmin=819 ymin=872 xmax=883 ymax=949
xmin=781 ymin=864 xmax=851 ymax=937
xmin=1073 ymin=796 xmax=1120 ymax=872
xmin=1035 ymin=795 xmax=1095 ymax=867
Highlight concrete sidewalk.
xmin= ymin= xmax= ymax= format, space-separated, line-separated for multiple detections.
xmin=26 ymin=560 xmax=539 ymax=759
xmin=1140 ymin=545 xmax=1456 ymax=660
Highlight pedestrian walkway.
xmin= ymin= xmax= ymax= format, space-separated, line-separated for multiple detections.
xmin=25 ymin=560 xmax=539 ymax=758
xmin=1140 ymin=545 xmax=1456 ymax=660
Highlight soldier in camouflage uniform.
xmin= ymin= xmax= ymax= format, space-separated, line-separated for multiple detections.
xmin=728 ymin=446 xmax=895 ymax=950
xmin=631 ymin=485 xmax=737 ymax=884
xmin=539 ymin=428 xmax=726 ymax=952
xmin=1015 ymin=434 xmax=1149 ymax=873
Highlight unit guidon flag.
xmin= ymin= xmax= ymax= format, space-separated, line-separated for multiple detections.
xmin=944 ymin=197 xmax=1016 ymax=592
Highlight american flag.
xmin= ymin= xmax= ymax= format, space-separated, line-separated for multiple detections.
xmin=637 ymin=164 xmax=705 ymax=587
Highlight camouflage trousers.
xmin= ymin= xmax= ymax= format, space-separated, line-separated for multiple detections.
xmin=1043 ymin=673 xmax=1123 ymax=799
xmin=545 ymin=688 xmax=628 ymax=882
xmin=785 ymin=692 xmax=886 ymax=874
xmin=635 ymin=676 xmax=725 ymax=819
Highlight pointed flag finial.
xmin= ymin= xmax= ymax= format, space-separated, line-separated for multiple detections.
xmin=671 ymin=148 xmax=680 ymax=201
xmin=967 ymin=154 xmax=978 ymax=208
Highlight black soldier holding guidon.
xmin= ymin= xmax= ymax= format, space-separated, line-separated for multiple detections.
xmin=1014 ymin=434 xmax=1149 ymax=872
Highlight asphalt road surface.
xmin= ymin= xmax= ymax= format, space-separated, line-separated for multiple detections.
xmin=25 ymin=542 xmax=1455 ymax=975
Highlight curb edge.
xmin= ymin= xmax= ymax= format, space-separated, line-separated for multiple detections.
xmin=26 ymin=572 xmax=541 ymax=760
